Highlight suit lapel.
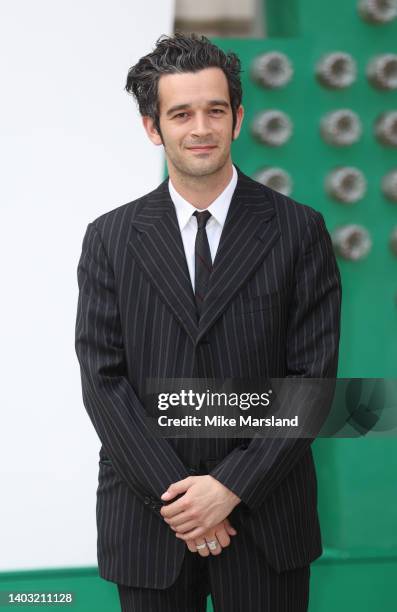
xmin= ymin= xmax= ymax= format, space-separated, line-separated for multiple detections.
xmin=196 ymin=166 xmax=280 ymax=343
xmin=127 ymin=165 xmax=280 ymax=346
xmin=127 ymin=179 xmax=199 ymax=344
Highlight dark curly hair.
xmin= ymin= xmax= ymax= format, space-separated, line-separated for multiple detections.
xmin=124 ymin=31 xmax=243 ymax=140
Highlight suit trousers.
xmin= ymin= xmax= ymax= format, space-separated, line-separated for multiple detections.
xmin=116 ymin=527 xmax=311 ymax=612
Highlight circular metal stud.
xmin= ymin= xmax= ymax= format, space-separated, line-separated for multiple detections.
xmin=381 ymin=168 xmax=397 ymax=201
xmin=251 ymin=110 xmax=293 ymax=146
xmin=250 ymin=52 xmax=293 ymax=89
xmin=253 ymin=167 xmax=293 ymax=196
xmin=316 ymin=52 xmax=357 ymax=88
xmin=325 ymin=167 xmax=367 ymax=203
xmin=332 ymin=225 xmax=372 ymax=260
xmin=320 ymin=109 xmax=362 ymax=146
xmin=374 ymin=111 xmax=397 ymax=146
xmin=358 ymin=0 xmax=397 ymax=24
xmin=367 ymin=54 xmax=397 ymax=89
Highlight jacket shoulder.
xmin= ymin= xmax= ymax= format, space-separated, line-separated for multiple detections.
xmin=88 ymin=194 xmax=143 ymax=233
xmin=240 ymin=171 xmax=322 ymax=223
xmin=237 ymin=170 xmax=331 ymax=259
xmin=260 ymin=181 xmax=320 ymax=221
xmin=84 ymin=177 xmax=168 ymax=237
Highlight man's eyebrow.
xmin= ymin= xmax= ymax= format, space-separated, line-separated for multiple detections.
xmin=165 ymin=100 xmax=230 ymax=117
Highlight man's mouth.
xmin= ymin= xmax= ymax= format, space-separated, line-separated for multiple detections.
xmin=187 ymin=145 xmax=217 ymax=152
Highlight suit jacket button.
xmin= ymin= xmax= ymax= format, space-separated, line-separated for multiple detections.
xmin=144 ymin=496 xmax=151 ymax=505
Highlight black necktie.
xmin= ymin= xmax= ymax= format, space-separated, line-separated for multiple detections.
xmin=193 ymin=210 xmax=212 ymax=318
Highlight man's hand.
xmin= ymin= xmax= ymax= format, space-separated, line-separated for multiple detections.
xmin=160 ymin=475 xmax=241 ymax=541
xmin=185 ymin=518 xmax=237 ymax=557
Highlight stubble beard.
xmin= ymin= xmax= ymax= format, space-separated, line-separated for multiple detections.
xmin=165 ymin=142 xmax=231 ymax=180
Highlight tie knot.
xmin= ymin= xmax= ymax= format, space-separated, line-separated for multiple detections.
xmin=193 ymin=210 xmax=212 ymax=230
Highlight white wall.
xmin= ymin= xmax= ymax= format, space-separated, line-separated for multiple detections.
xmin=0 ymin=0 xmax=174 ymax=571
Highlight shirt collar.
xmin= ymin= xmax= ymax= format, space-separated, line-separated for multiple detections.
xmin=168 ymin=164 xmax=238 ymax=231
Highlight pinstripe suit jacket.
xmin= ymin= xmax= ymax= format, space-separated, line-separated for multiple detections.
xmin=75 ymin=164 xmax=342 ymax=588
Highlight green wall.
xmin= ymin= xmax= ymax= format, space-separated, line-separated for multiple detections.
xmin=2 ymin=2 xmax=396 ymax=610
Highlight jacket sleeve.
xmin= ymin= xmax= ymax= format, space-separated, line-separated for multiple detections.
xmin=75 ymin=221 xmax=190 ymax=511
xmin=209 ymin=210 xmax=342 ymax=511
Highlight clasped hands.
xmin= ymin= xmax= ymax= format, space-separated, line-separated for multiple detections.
xmin=160 ymin=474 xmax=241 ymax=557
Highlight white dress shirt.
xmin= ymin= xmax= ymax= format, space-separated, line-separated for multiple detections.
xmin=168 ymin=164 xmax=238 ymax=290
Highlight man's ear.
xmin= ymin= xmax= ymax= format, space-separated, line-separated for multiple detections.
xmin=232 ymin=105 xmax=244 ymax=141
xmin=142 ymin=116 xmax=163 ymax=146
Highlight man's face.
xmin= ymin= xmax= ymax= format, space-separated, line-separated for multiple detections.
xmin=142 ymin=67 xmax=244 ymax=178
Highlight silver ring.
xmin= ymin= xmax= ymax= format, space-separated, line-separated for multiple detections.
xmin=196 ymin=542 xmax=207 ymax=550
xmin=206 ymin=539 xmax=218 ymax=550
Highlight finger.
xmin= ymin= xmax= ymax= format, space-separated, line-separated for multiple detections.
xmin=195 ymin=539 xmax=210 ymax=558
xmin=160 ymin=478 xmax=194 ymax=502
xmin=185 ymin=539 xmax=198 ymax=554
xmin=164 ymin=511 xmax=194 ymax=529
xmin=214 ymin=526 xmax=231 ymax=549
xmin=160 ymin=495 xmax=190 ymax=519
xmin=205 ymin=535 xmax=221 ymax=556
xmin=165 ymin=510 xmax=198 ymax=529
xmin=224 ymin=520 xmax=237 ymax=536
xmin=169 ymin=519 xmax=198 ymax=533
xmin=175 ymin=526 xmax=205 ymax=541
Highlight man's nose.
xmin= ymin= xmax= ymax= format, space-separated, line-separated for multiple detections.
xmin=190 ymin=113 xmax=212 ymax=137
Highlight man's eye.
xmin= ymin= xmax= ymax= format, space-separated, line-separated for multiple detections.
xmin=174 ymin=110 xmax=224 ymax=119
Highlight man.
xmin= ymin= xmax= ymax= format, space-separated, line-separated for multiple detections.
xmin=75 ymin=32 xmax=342 ymax=611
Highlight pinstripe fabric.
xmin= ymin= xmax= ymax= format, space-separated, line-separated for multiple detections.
xmin=74 ymin=165 xmax=342 ymax=589
xmin=117 ymin=551 xmax=209 ymax=611
xmin=117 ymin=532 xmax=310 ymax=611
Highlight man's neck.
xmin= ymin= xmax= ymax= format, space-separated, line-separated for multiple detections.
xmin=167 ymin=161 xmax=234 ymax=209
